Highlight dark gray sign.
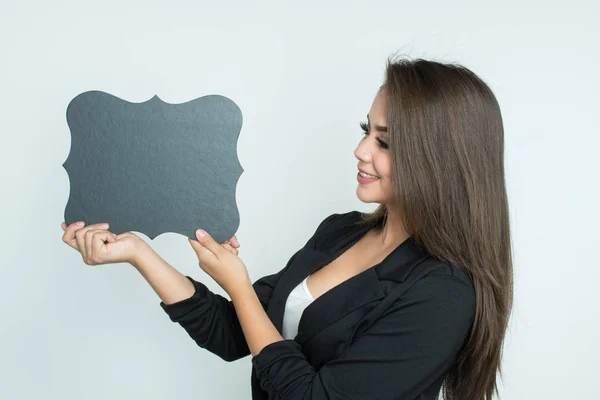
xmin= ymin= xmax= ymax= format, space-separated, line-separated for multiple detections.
xmin=63 ymin=91 xmax=244 ymax=243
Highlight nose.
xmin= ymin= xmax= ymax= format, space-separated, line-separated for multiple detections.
xmin=354 ymin=138 xmax=373 ymax=163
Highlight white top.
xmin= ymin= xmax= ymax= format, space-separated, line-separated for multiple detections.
xmin=282 ymin=276 xmax=315 ymax=340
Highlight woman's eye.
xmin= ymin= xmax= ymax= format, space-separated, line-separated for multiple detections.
xmin=359 ymin=121 xmax=388 ymax=149
xmin=360 ymin=121 xmax=369 ymax=134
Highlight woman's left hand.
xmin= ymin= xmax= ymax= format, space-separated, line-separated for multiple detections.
xmin=188 ymin=229 xmax=251 ymax=296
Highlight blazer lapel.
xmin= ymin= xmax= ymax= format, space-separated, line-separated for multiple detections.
xmin=295 ymin=261 xmax=384 ymax=344
xmin=266 ymin=211 xmax=429 ymax=345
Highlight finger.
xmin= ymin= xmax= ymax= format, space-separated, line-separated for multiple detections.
xmin=76 ymin=223 xmax=110 ymax=261
xmin=188 ymin=237 xmax=218 ymax=265
xmin=75 ymin=226 xmax=87 ymax=260
xmin=86 ymin=229 xmax=106 ymax=264
xmin=86 ymin=227 xmax=114 ymax=248
xmin=194 ymin=230 xmax=223 ymax=258
xmin=222 ymin=242 xmax=239 ymax=256
xmin=62 ymin=221 xmax=85 ymax=249
xmin=84 ymin=229 xmax=96 ymax=265
xmin=85 ymin=228 xmax=109 ymax=264
xmin=90 ymin=230 xmax=116 ymax=265
xmin=221 ymin=239 xmax=239 ymax=250
xmin=229 ymin=235 xmax=240 ymax=248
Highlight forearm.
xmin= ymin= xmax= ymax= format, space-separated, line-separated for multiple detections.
xmin=135 ymin=242 xmax=252 ymax=361
xmin=231 ymin=285 xmax=284 ymax=356
xmin=131 ymin=242 xmax=195 ymax=305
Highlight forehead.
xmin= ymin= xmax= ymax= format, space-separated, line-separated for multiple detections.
xmin=368 ymin=91 xmax=386 ymax=119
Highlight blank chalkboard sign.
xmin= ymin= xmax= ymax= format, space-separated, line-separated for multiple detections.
xmin=62 ymin=91 xmax=244 ymax=243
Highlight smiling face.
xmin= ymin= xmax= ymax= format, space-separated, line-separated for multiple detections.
xmin=354 ymin=90 xmax=395 ymax=206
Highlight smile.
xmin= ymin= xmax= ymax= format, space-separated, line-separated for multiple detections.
xmin=357 ymin=172 xmax=380 ymax=184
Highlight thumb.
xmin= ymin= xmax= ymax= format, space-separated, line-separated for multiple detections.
xmin=105 ymin=233 xmax=118 ymax=243
xmin=194 ymin=229 xmax=222 ymax=257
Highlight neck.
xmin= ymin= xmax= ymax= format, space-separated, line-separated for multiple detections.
xmin=374 ymin=206 xmax=410 ymax=248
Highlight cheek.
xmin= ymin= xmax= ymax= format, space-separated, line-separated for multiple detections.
xmin=375 ymin=157 xmax=392 ymax=180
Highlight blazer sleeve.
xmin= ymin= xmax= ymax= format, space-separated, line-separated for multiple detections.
xmin=251 ymin=275 xmax=476 ymax=399
xmin=159 ymin=265 xmax=289 ymax=362
xmin=159 ymin=212 xmax=342 ymax=362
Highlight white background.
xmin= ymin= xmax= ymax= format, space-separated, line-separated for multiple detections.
xmin=1 ymin=1 xmax=598 ymax=399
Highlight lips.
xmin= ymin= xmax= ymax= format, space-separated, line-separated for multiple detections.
xmin=358 ymin=167 xmax=379 ymax=178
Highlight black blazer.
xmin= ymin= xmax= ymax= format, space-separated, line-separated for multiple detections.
xmin=160 ymin=211 xmax=475 ymax=400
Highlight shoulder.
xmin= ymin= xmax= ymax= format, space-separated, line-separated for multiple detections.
xmin=313 ymin=210 xmax=362 ymax=234
xmin=398 ymin=257 xmax=476 ymax=324
xmin=308 ymin=210 xmax=364 ymax=246
xmin=409 ymin=257 xmax=474 ymax=293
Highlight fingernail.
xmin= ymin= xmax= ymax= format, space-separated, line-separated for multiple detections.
xmin=196 ymin=229 xmax=206 ymax=239
xmin=76 ymin=221 xmax=84 ymax=226
xmin=101 ymin=223 xmax=109 ymax=228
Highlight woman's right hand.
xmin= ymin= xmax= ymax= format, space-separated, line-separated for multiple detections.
xmin=61 ymin=221 xmax=240 ymax=265
xmin=61 ymin=221 xmax=145 ymax=266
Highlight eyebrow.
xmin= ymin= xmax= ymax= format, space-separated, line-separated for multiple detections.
xmin=367 ymin=114 xmax=388 ymax=137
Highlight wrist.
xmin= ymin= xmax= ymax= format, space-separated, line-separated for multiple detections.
xmin=129 ymin=239 xmax=153 ymax=269
xmin=230 ymin=280 xmax=255 ymax=303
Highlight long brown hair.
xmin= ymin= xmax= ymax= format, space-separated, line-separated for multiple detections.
xmin=360 ymin=55 xmax=513 ymax=399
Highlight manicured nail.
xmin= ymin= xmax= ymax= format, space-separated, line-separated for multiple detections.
xmin=100 ymin=223 xmax=109 ymax=228
xmin=196 ymin=229 xmax=206 ymax=239
xmin=76 ymin=221 xmax=85 ymax=226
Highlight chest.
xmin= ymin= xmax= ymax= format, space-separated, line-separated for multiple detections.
xmin=266 ymin=232 xmax=406 ymax=370
xmin=305 ymin=240 xmax=388 ymax=300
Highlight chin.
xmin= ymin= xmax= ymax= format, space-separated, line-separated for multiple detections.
xmin=356 ymin=187 xmax=384 ymax=203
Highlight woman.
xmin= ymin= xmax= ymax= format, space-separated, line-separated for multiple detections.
xmin=61 ymin=56 xmax=512 ymax=399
